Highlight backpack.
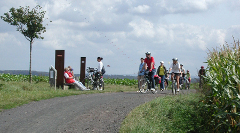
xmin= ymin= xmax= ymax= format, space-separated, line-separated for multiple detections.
xmin=101 ymin=66 xmax=106 ymax=74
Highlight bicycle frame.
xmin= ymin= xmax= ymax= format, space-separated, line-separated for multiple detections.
xmin=171 ymin=73 xmax=178 ymax=95
xmin=85 ymin=67 xmax=104 ymax=90
xmin=139 ymin=71 xmax=156 ymax=94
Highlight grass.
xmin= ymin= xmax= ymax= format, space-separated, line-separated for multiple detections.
xmin=0 ymin=79 xmax=209 ymax=132
xmin=0 ymin=80 xmax=138 ymax=111
xmin=119 ymin=93 xmax=210 ymax=133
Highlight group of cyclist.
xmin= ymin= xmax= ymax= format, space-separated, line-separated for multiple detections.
xmin=138 ymin=52 xmax=192 ymax=92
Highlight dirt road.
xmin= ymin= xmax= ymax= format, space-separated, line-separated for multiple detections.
xmin=0 ymin=89 xmax=195 ymax=133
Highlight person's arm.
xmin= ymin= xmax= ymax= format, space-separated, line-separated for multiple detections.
xmin=149 ymin=57 xmax=154 ymax=72
xmin=64 ymin=73 xmax=73 ymax=79
xmin=150 ymin=62 xmax=153 ymax=71
xmin=178 ymin=64 xmax=181 ymax=73
xmin=141 ymin=63 xmax=146 ymax=72
xmin=157 ymin=66 xmax=160 ymax=76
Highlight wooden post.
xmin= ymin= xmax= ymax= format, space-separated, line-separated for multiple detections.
xmin=80 ymin=57 xmax=86 ymax=85
xmin=55 ymin=50 xmax=65 ymax=89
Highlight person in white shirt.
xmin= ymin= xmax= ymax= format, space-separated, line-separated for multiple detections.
xmin=97 ymin=57 xmax=103 ymax=73
xmin=169 ymin=58 xmax=181 ymax=92
xmin=179 ymin=64 xmax=185 ymax=86
xmin=96 ymin=57 xmax=104 ymax=90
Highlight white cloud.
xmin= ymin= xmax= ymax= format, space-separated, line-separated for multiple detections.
xmin=157 ymin=0 xmax=223 ymax=14
xmin=0 ymin=0 xmax=239 ymax=76
xmin=128 ymin=18 xmax=155 ymax=38
xmin=128 ymin=5 xmax=150 ymax=13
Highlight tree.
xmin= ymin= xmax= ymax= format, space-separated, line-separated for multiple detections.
xmin=1 ymin=5 xmax=48 ymax=83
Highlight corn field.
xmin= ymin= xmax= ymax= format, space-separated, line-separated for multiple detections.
xmin=0 ymin=73 xmax=138 ymax=86
xmin=0 ymin=73 xmax=48 ymax=82
xmin=202 ymin=39 xmax=240 ymax=132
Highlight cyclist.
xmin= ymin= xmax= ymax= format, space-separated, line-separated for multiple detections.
xmin=198 ymin=66 xmax=205 ymax=88
xmin=169 ymin=58 xmax=181 ymax=92
xmin=96 ymin=57 xmax=104 ymax=90
xmin=186 ymin=70 xmax=191 ymax=83
xmin=141 ymin=52 xmax=156 ymax=91
xmin=165 ymin=70 xmax=169 ymax=88
xmin=179 ymin=64 xmax=185 ymax=88
xmin=156 ymin=61 xmax=167 ymax=91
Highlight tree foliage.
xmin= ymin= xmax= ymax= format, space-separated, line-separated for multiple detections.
xmin=1 ymin=5 xmax=48 ymax=83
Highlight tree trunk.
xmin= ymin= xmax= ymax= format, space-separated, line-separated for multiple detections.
xmin=29 ymin=40 xmax=33 ymax=83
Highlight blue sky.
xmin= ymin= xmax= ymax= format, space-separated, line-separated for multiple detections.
xmin=1 ymin=0 xmax=240 ymax=76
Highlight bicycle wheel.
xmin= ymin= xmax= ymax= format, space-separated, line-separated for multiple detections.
xmin=172 ymin=80 xmax=176 ymax=95
xmin=164 ymin=80 xmax=168 ymax=90
xmin=139 ymin=79 xmax=147 ymax=93
xmin=100 ymin=78 xmax=104 ymax=90
xmin=85 ymin=78 xmax=92 ymax=90
xmin=186 ymin=80 xmax=190 ymax=89
xmin=102 ymin=81 xmax=104 ymax=90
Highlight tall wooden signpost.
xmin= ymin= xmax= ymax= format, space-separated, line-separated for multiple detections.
xmin=55 ymin=50 xmax=65 ymax=88
xmin=80 ymin=57 xmax=86 ymax=85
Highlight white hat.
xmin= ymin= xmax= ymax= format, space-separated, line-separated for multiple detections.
xmin=160 ymin=61 xmax=164 ymax=63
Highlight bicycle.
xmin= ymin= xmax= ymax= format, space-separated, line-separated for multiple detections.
xmin=179 ymin=76 xmax=185 ymax=90
xmin=139 ymin=70 xmax=157 ymax=94
xmin=85 ymin=67 xmax=104 ymax=90
xmin=185 ymin=77 xmax=190 ymax=89
xmin=164 ymin=78 xmax=168 ymax=90
xmin=171 ymin=73 xmax=179 ymax=95
xmin=154 ymin=75 xmax=161 ymax=91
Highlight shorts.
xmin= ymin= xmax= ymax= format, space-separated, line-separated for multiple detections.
xmin=171 ymin=73 xmax=180 ymax=76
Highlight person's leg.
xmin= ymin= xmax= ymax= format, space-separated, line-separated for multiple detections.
xmin=165 ymin=78 xmax=168 ymax=86
xmin=140 ymin=75 xmax=144 ymax=88
xmin=75 ymin=81 xmax=89 ymax=90
xmin=137 ymin=75 xmax=141 ymax=88
xmin=176 ymin=74 xmax=180 ymax=91
xmin=151 ymin=69 xmax=156 ymax=89
xmin=179 ymin=77 xmax=182 ymax=85
xmin=160 ymin=75 xmax=165 ymax=90
xmin=171 ymin=73 xmax=174 ymax=81
xmin=99 ymin=76 xmax=103 ymax=90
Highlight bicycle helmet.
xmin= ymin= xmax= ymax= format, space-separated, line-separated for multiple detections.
xmin=172 ymin=58 xmax=178 ymax=61
xmin=160 ymin=61 xmax=164 ymax=64
xmin=201 ymin=66 xmax=204 ymax=68
xmin=187 ymin=70 xmax=189 ymax=72
xmin=145 ymin=52 xmax=151 ymax=55
xmin=180 ymin=64 xmax=183 ymax=66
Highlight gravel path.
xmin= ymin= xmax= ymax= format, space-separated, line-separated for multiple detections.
xmin=0 ymin=89 xmax=196 ymax=133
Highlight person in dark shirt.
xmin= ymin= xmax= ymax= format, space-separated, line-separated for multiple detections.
xmin=198 ymin=66 xmax=205 ymax=88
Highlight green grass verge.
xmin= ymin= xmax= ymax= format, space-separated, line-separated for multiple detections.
xmin=0 ymin=80 xmax=138 ymax=111
xmin=119 ymin=93 xmax=211 ymax=133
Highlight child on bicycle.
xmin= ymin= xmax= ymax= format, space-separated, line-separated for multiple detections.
xmin=186 ymin=70 xmax=191 ymax=83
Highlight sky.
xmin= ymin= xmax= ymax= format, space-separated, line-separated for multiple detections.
xmin=1 ymin=0 xmax=240 ymax=77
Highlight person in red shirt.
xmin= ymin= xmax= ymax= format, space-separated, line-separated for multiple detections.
xmin=64 ymin=67 xmax=90 ymax=90
xmin=141 ymin=52 xmax=156 ymax=91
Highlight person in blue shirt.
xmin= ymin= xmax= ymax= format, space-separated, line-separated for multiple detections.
xmin=138 ymin=58 xmax=145 ymax=89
